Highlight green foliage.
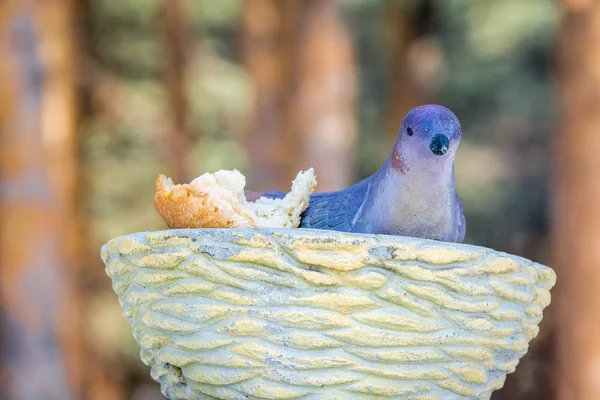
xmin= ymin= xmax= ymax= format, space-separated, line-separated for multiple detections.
xmin=434 ymin=0 xmax=557 ymax=257
xmin=84 ymin=3 xmax=559 ymax=395
xmin=85 ymin=0 xmax=559 ymax=253
xmin=85 ymin=0 xmax=251 ymax=244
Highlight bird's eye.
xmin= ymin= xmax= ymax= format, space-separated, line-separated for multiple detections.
xmin=406 ymin=127 xmax=413 ymax=136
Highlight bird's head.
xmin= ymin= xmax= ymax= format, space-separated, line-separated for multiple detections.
xmin=390 ymin=104 xmax=462 ymax=173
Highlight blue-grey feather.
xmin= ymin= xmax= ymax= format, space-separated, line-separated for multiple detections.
xmin=262 ymin=180 xmax=371 ymax=231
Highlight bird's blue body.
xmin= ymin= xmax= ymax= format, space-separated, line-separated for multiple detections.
xmin=263 ymin=104 xmax=466 ymax=243
xmin=263 ymin=177 xmax=370 ymax=231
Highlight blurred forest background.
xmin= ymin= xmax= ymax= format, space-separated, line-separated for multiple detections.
xmin=1 ymin=0 xmax=599 ymax=399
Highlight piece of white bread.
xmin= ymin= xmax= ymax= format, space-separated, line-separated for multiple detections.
xmin=154 ymin=169 xmax=316 ymax=229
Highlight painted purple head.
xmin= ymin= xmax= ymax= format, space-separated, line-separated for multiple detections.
xmin=390 ymin=104 xmax=462 ymax=173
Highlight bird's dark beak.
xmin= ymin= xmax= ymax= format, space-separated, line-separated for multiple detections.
xmin=430 ymin=134 xmax=449 ymax=156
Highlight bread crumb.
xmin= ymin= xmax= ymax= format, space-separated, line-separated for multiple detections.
xmin=154 ymin=169 xmax=316 ymax=229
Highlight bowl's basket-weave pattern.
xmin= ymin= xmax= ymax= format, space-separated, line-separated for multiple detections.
xmin=101 ymin=229 xmax=555 ymax=400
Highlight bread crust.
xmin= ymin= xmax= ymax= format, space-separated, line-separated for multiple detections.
xmin=154 ymin=174 xmax=258 ymax=229
xmin=154 ymin=169 xmax=316 ymax=229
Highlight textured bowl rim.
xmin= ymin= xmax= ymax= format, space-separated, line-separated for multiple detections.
xmin=102 ymin=227 xmax=552 ymax=272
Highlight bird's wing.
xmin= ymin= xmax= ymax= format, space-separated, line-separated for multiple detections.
xmin=299 ymin=180 xmax=370 ymax=231
xmin=257 ymin=180 xmax=370 ymax=231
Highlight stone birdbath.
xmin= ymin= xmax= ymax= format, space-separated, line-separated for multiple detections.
xmin=101 ymin=228 xmax=555 ymax=399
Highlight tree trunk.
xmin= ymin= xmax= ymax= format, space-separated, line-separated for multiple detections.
xmin=241 ymin=0 xmax=300 ymax=191
xmin=384 ymin=0 xmax=439 ymax=143
xmin=296 ymin=0 xmax=357 ymax=191
xmin=554 ymin=1 xmax=600 ymax=399
xmin=163 ymin=0 xmax=192 ymax=183
xmin=384 ymin=0 xmax=419 ymax=141
xmin=0 ymin=1 xmax=83 ymax=399
xmin=242 ymin=0 xmax=357 ymax=192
